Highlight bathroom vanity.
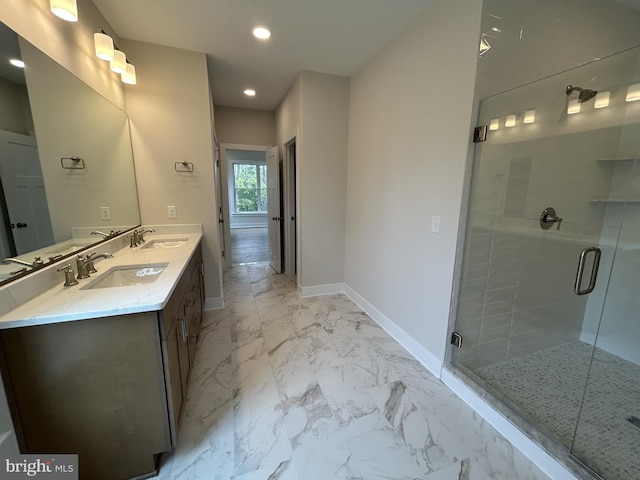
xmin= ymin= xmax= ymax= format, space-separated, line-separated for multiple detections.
xmin=0 ymin=228 xmax=204 ymax=480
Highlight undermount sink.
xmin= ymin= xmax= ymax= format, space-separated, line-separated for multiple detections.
xmin=81 ymin=263 xmax=168 ymax=289
xmin=141 ymin=238 xmax=187 ymax=249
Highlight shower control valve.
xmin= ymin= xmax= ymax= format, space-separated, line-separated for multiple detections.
xmin=540 ymin=207 xmax=563 ymax=230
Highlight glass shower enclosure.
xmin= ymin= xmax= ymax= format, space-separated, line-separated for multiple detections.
xmin=450 ymin=46 xmax=640 ymax=480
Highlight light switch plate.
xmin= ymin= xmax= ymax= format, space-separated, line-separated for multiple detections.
xmin=100 ymin=206 xmax=111 ymax=221
xmin=167 ymin=205 xmax=177 ymax=219
xmin=431 ymin=215 xmax=440 ymax=234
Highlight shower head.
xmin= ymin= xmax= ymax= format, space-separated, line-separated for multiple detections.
xmin=566 ymin=84 xmax=598 ymax=103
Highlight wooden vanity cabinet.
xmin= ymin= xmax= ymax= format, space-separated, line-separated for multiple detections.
xmin=0 ymin=243 xmax=205 ymax=479
xmin=158 ymin=244 xmax=203 ymax=446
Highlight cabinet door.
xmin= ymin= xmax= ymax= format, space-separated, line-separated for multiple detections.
xmin=177 ymin=312 xmax=190 ymax=398
xmin=165 ymin=317 xmax=184 ymax=440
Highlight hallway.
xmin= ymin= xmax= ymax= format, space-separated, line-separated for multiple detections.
xmin=231 ymin=228 xmax=268 ymax=264
xmin=156 ymin=263 xmax=548 ymax=480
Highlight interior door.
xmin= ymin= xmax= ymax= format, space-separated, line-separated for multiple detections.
xmin=266 ymin=146 xmax=281 ymax=273
xmin=213 ymin=147 xmax=226 ymax=263
xmin=0 ymin=132 xmax=53 ymax=254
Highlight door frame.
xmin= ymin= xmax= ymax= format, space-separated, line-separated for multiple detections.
xmin=282 ymin=132 xmax=299 ymax=274
xmin=219 ymin=143 xmax=275 ymax=268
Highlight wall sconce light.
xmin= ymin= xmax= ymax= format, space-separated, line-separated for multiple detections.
xmin=110 ymin=50 xmax=127 ymax=74
xmin=50 ymin=0 xmax=78 ymax=22
xmin=94 ymin=30 xmax=114 ymax=61
xmin=505 ymin=114 xmax=516 ymax=127
xmin=489 ymin=118 xmax=499 ymax=130
xmin=594 ymin=91 xmax=610 ymax=108
xmin=567 ymin=99 xmax=580 ymax=115
xmin=122 ymin=63 xmax=137 ymax=85
xmin=523 ymin=110 xmax=536 ymax=124
xmin=625 ymin=83 xmax=640 ymax=102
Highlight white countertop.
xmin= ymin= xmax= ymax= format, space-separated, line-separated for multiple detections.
xmin=0 ymin=232 xmax=202 ymax=329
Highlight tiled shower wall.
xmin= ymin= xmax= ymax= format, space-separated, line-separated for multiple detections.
xmin=454 ymin=127 xmax=625 ymax=368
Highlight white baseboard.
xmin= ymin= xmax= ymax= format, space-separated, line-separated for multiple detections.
xmin=204 ymin=296 xmax=224 ymax=310
xmin=343 ymin=284 xmax=443 ymax=378
xmin=440 ymin=368 xmax=579 ymax=480
xmin=299 ymin=282 xmax=345 ymax=297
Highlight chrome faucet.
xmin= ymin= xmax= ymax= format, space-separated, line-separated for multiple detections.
xmin=2 ymin=257 xmax=44 ymax=269
xmin=76 ymin=252 xmax=113 ymax=279
xmin=128 ymin=231 xmax=140 ymax=248
xmin=138 ymin=229 xmax=155 ymax=243
xmin=91 ymin=230 xmax=112 ymax=238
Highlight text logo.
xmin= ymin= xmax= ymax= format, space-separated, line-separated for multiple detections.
xmin=1 ymin=455 xmax=77 ymax=479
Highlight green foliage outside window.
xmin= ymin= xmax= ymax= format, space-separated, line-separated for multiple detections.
xmin=234 ymin=163 xmax=267 ymax=212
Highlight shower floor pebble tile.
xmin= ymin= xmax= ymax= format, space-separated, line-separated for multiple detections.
xmin=477 ymin=342 xmax=640 ymax=480
xmin=157 ymin=263 xmax=551 ymax=480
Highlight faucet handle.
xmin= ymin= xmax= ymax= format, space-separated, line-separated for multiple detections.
xmin=75 ymin=255 xmax=90 ymax=280
xmin=57 ymin=264 xmax=79 ymax=287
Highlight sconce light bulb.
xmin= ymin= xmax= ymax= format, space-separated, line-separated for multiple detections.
xmin=489 ymin=118 xmax=499 ymax=130
xmin=523 ymin=110 xmax=535 ymax=124
xmin=50 ymin=0 xmax=78 ymax=22
xmin=625 ymin=84 xmax=640 ymax=102
xmin=594 ymin=91 xmax=610 ymax=109
xmin=122 ymin=63 xmax=137 ymax=85
xmin=567 ymin=99 xmax=581 ymax=115
xmin=110 ymin=50 xmax=127 ymax=74
xmin=505 ymin=114 xmax=516 ymax=127
xmin=94 ymin=32 xmax=115 ymax=62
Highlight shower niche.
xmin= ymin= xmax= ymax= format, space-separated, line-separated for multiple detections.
xmin=450 ymin=45 xmax=640 ymax=480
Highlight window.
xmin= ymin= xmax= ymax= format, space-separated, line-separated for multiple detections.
xmin=233 ymin=162 xmax=267 ymax=213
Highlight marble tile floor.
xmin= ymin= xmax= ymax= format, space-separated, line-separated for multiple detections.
xmin=155 ymin=263 xmax=550 ymax=480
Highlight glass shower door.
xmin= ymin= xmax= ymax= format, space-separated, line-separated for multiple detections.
xmin=451 ymin=46 xmax=640 ymax=478
xmin=570 ymin=159 xmax=640 ymax=479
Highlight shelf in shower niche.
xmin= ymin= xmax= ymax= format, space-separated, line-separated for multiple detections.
xmin=597 ymin=157 xmax=638 ymax=163
xmin=591 ymin=199 xmax=640 ymax=204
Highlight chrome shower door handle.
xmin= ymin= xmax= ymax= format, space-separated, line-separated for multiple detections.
xmin=574 ymin=247 xmax=601 ymax=295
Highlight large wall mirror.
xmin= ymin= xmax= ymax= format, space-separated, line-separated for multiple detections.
xmin=0 ymin=21 xmax=140 ymax=286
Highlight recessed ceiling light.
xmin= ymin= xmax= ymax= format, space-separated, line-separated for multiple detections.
xmin=491 ymin=26 xmax=502 ymax=33
xmin=244 ymin=89 xmax=256 ymax=97
xmin=9 ymin=59 xmax=25 ymax=68
xmin=252 ymin=27 xmax=271 ymax=40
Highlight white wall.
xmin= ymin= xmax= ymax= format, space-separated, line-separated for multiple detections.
xmin=0 ymin=78 xmax=32 ymax=135
xmin=275 ymin=72 xmax=350 ymax=291
xmin=299 ymin=71 xmax=350 ymax=290
xmin=276 ymin=77 xmax=302 ymax=153
xmin=214 ymin=106 xmax=275 ymax=146
xmin=22 ymin=40 xmax=139 ymax=242
xmin=120 ymin=39 xmax=222 ymax=306
xmin=1 ymin=0 xmax=125 ymax=109
xmin=344 ymin=0 xmax=482 ymax=366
